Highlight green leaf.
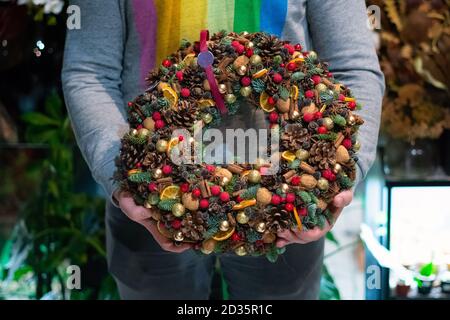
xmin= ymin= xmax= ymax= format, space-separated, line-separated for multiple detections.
xmin=22 ymin=112 xmax=60 ymax=127
xmin=332 ymin=115 xmax=347 ymax=127
xmin=320 ymin=265 xmax=341 ymax=300
xmin=419 ymin=262 xmax=437 ymax=277
xmin=128 ymin=171 xmax=152 ymax=183
xmin=157 ymin=199 xmax=178 ymax=211
xmin=325 ymin=232 xmax=340 ymax=246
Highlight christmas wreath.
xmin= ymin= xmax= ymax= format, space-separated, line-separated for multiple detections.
xmin=115 ymin=30 xmax=364 ymax=261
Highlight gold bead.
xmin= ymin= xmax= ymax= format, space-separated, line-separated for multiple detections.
xmin=248 ymin=170 xmax=261 ymax=184
xmin=174 ymin=231 xmax=184 ymax=242
xmin=333 ymin=163 xmax=342 ymax=174
xmin=172 ymin=203 xmax=185 ymax=217
xmin=308 ymin=51 xmax=318 ymax=61
xmin=237 ymin=65 xmax=247 ymax=76
xmin=156 ymin=139 xmax=168 ymax=153
xmin=247 ymin=41 xmax=254 ymax=48
xmin=291 ymin=110 xmax=300 ymax=120
xmin=240 ymin=86 xmax=252 ymax=97
xmin=254 ymin=158 xmax=266 ymax=169
xmin=225 ymin=93 xmax=237 ymax=104
xmin=250 ymin=54 xmax=262 ymax=65
xmin=143 ymin=117 xmax=155 ymax=131
xmin=201 ymin=239 xmax=216 ymax=255
xmin=281 ymin=183 xmax=289 ymax=193
xmin=315 ymin=83 xmax=327 ymax=92
xmin=323 ymin=117 xmax=334 ymax=130
xmin=256 ymin=222 xmax=266 ymax=233
xmin=235 ymin=246 xmax=247 ymax=256
xmin=130 ymin=128 xmax=138 ymax=136
xmin=218 ymin=84 xmax=227 ymax=94
xmin=220 ymin=176 xmax=230 ymax=186
xmin=348 ymin=115 xmax=356 ymax=126
xmin=236 ymin=211 xmax=249 ymax=224
xmin=153 ymin=168 xmax=163 ymax=179
xmin=137 ymin=128 xmax=150 ymax=138
xmin=295 ymin=149 xmax=309 ymax=161
xmin=202 ymin=113 xmax=213 ymax=124
xmin=354 ymin=140 xmax=361 ymax=151
xmin=317 ymin=178 xmax=329 ymax=191
xmin=219 ymin=220 xmax=230 ymax=232
xmin=240 ymin=31 xmax=249 ymax=36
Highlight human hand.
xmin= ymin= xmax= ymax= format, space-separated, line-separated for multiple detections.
xmin=114 ymin=190 xmax=192 ymax=253
xmin=275 ymin=190 xmax=353 ymax=247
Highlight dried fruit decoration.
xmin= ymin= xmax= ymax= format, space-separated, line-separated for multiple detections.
xmin=114 ymin=31 xmax=364 ymax=261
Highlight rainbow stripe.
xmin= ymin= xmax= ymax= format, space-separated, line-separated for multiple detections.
xmin=133 ymin=0 xmax=288 ymax=86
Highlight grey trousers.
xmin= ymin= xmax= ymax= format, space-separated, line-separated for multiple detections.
xmin=106 ymin=201 xmax=324 ymax=300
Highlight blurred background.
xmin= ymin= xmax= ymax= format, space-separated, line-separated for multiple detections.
xmin=0 ymin=0 xmax=449 ymax=300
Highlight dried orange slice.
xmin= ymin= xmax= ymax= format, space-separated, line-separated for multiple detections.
xmin=252 ymin=68 xmax=268 ymax=79
xmin=293 ymin=207 xmax=303 ymax=232
xmin=344 ymin=97 xmax=355 ymax=102
xmin=127 ymin=169 xmax=142 ymax=176
xmin=288 ymin=57 xmax=304 ymax=65
xmin=156 ymin=221 xmax=173 ymax=238
xmin=212 ymin=226 xmax=236 ymax=241
xmin=166 ymin=137 xmax=180 ymax=156
xmin=160 ymin=185 xmax=181 ymax=200
xmin=259 ymin=91 xmax=275 ymax=113
xmin=290 ymin=85 xmax=299 ymax=101
xmin=182 ymin=53 xmax=196 ymax=67
xmin=198 ymin=99 xmax=215 ymax=109
xmin=281 ymin=151 xmax=296 ymax=162
xmin=162 ymin=86 xmax=178 ymax=110
xmin=232 ymin=199 xmax=257 ymax=210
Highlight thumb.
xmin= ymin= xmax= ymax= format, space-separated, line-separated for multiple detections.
xmin=333 ymin=190 xmax=353 ymax=208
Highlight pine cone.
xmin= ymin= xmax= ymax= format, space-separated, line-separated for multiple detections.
xmin=309 ymin=140 xmax=336 ymax=170
xmin=142 ymin=150 xmax=164 ymax=169
xmin=170 ymin=106 xmax=200 ymax=128
xmin=120 ymin=140 xmax=145 ymax=170
xmin=181 ymin=212 xmax=205 ymax=241
xmin=257 ymin=34 xmax=283 ymax=57
xmin=281 ymin=124 xmax=309 ymax=150
xmin=265 ymin=207 xmax=291 ymax=233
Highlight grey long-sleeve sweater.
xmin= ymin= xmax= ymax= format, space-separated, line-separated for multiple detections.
xmin=62 ymin=0 xmax=384 ymax=201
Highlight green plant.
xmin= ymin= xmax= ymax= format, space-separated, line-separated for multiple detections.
xmin=0 ymin=91 xmax=117 ymax=300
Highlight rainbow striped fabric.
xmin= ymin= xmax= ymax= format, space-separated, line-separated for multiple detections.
xmin=132 ymin=0 xmax=288 ymax=84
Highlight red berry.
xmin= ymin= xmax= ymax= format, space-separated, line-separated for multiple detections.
xmin=162 ymin=165 xmax=172 ymax=175
xmin=269 ymin=112 xmax=279 ymax=123
xmin=219 ymin=192 xmax=230 ymax=202
xmin=255 ymin=240 xmax=264 ymax=246
xmin=171 ymin=220 xmax=182 ymax=229
xmin=231 ymin=40 xmax=240 ymax=48
xmin=210 ymin=185 xmax=221 ymax=196
xmin=326 ymin=72 xmax=333 ymax=78
xmin=348 ymin=101 xmax=356 ymax=110
xmin=314 ymin=111 xmax=323 ymax=119
xmin=136 ymin=162 xmax=142 ymax=168
xmin=294 ymin=43 xmax=302 ymax=51
xmin=281 ymin=197 xmax=286 ymax=203
xmin=181 ymin=88 xmax=190 ymax=98
xmin=286 ymin=193 xmax=296 ymax=203
xmin=152 ymin=111 xmax=162 ymax=121
xmin=235 ymin=44 xmax=245 ymax=54
xmin=298 ymin=207 xmax=308 ymax=217
xmin=192 ymin=188 xmax=201 ymax=198
xmin=271 ymin=194 xmax=282 ymax=205
xmin=245 ymin=48 xmax=254 ymax=57
xmin=231 ymin=232 xmax=241 ymax=242
xmin=127 ymin=101 xmax=133 ymax=107
xmin=339 ymin=94 xmax=346 ymax=101
xmin=178 ymin=135 xmax=184 ymax=142
xmin=155 ymin=119 xmax=165 ymax=129
xmin=268 ymin=96 xmax=277 ymax=105
xmin=199 ymin=199 xmax=209 ymax=209
xmin=176 ymin=71 xmax=183 ymax=81
xmin=322 ymin=169 xmax=336 ymax=182
xmin=287 ymin=62 xmax=297 ymax=71
xmin=305 ymin=90 xmax=315 ymax=99
xmin=273 ymin=73 xmax=283 ymax=84
xmin=240 ymin=76 xmax=251 ymax=87
xmin=303 ymin=113 xmax=315 ymax=123
xmin=162 ymin=59 xmax=172 ymax=68
xmin=342 ymin=138 xmax=352 ymax=149
xmin=206 ymin=164 xmax=215 ymax=173
xmin=283 ymin=44 xmax=295 ymax=55
xmin=137 ymin=124 xmax=143 ymax=129
xmin=280 ymin=63 xmax=285 ymax=68
xmin=180 ymin=183 xmax=189 ymax=193
xmin=236 ymin=195 xmax=243 ymax=203
xmin=312 ymin=75 xmax=322 ymax=85
xmin=291 ymin=176 xmax=301 ymax=186
xmin=285 ymin=203 xmax=294 ymax=212
xmin=317 ymin=126 xmax=328 ymax=134
xmin=148 ymin=182 xmax=158 ymax=192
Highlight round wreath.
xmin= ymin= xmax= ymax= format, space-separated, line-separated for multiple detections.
xmin=115 ymin=31 xmax=364 ymax=260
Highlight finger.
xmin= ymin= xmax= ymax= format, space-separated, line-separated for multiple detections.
xmin=119 ymin=196 xmax=152 ymax=221
xmin=297 ymin=223 xmax=331 ymax=242
xmin=276 ymin=238 xmax=291 ymax=248
xmin=140 ymin=220 xmax=192 ymax=253
xmin=332 ymin=190 xmax=353 ymax=208
xmin=277 ymin=229 xmax=299 ymax=242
